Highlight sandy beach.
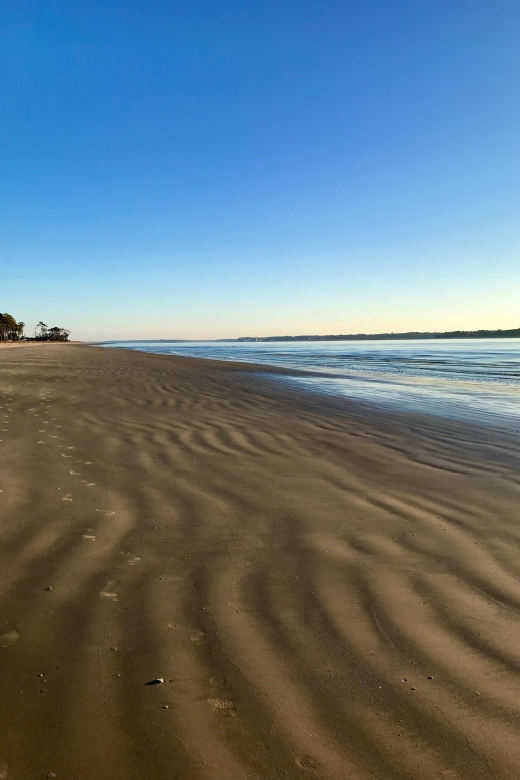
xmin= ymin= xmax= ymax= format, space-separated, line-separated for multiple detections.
xmin=0 ymin=343 xmax=519 ymax=780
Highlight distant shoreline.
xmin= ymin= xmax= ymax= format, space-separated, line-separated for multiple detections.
xmin=235 ymin=327 xmax=520 ymax=342
xmin=97 ymin=327 xmax=520 ymax=344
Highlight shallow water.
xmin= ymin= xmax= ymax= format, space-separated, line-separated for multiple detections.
xmin=102 ymin=339 xmax=520 ymax=427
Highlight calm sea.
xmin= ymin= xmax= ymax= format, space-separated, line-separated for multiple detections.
xmin=102 ymin=339 xmax=520 ymax=427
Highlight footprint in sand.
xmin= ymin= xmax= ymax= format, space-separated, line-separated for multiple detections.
xmin=296 ymin=755 xmax=319 ymax=771
xmin=0 ymin=622 xmax=19 ymax=648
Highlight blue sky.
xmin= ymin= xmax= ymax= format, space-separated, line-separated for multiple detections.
xmin=2 ymin=0 xmax=519 ymax=339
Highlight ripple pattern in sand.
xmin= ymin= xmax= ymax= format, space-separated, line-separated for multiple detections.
xmin=0 ymin=345 xmax=519 ymax=779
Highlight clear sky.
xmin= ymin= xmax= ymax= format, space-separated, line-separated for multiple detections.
xmin=2 ymin=0 xmax=519 ymax=340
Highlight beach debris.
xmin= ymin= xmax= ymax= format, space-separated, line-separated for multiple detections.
xmin=62 ymin=494 xmax=73 ymax=502
xmin=207 ymin=698 xmax=236 ymax=716
xmin=100 ymin=581 xmax=119 ymax=600
xmin=82 ymin=534 xmax=96 ymax=541
xmin=0 ymin=622 xmax=19 ymax=648
xmin=162 ymin=705 xmax=169 ymax=709
xmin=145 ymin=678 xmax=165 ymax=686
xmin=100 ymin=591 xmax=118 ymax=601
xmin=44 ymin=587 xmax=53 ymax=591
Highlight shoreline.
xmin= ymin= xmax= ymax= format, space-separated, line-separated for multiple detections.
xmin=100 ymin=341 xmax=520 ymax=443
xmin=0 ymin=343 xmax=519 ymax=779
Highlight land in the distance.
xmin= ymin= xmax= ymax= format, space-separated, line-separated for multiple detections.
xmin=0 ymin=343 xmax=519 ymax=779
xmin=235 ymin=326 xmax=520 ymax=341
xmin=99 ymin=326 xmax=520 ymax=343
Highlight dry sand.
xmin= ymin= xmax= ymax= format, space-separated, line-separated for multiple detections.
xmin=0 ymin=343 xmax=519 ymax=780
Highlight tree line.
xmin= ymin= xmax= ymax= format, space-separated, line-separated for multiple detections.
xmin=237 ymin=327 xmax=520 ymax=342
xmin=0 ymin=313 xmax=70 ymax=342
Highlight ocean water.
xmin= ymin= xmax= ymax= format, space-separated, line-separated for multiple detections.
xmin=102 ymin=339 xmax=520 ymax=427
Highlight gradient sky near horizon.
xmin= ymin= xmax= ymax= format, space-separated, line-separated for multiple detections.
xmin=2 ymin=0 xmax=519 ymax=340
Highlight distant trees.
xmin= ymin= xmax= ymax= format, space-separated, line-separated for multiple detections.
xmin=0 ymin=314 xmax=70 ymax=342
xmin=34 ymin=321 xmax=70 ymax=342
xmin=0 ymin=313 xmax=25 ymax=341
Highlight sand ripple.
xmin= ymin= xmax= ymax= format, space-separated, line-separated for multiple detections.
xmin=0 ymin=344 xmax=519 ymax=779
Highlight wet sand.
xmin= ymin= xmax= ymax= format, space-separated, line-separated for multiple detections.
xmin=0 ymin=343 xmax=519 ymax=780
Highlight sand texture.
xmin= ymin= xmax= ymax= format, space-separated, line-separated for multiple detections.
xmin=0 ymin=344 xmax=519 ymax=780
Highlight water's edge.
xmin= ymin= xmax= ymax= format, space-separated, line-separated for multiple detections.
xmin=100 ymin=339 xmax=520 ymax=429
